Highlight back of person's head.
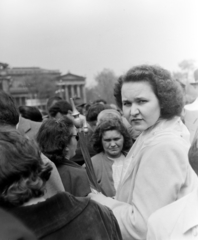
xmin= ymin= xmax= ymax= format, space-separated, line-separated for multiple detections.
xmin=19 ymin=106 xmax=43 ymax=122
xmin=188 ymin=128 xmax=198 ymax=176
xmin=0 ymin=91 xmax=19 ymax=127
xmin=48 ymin=100 xmax=72 ymax=118
xmin=36 ymin=116 xmax=74 ymax=166
xmin=0 ymin=131 xmax=52 ymax=208
xmin=46 ymin=95 xmax=62 ymax=113
xmin=97 ymin=109 xmax=122 ymax=125
xmin=86 ymin=104 xmax=108 ymax=123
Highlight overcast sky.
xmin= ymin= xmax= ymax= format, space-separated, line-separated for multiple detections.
xmin=1 ymin=0 xmax=198 ymax=86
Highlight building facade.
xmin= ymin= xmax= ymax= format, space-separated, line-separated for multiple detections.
xmin=57 ymin=72 xmax=86 ymax=103
xmin=0 ymin=63 xmax=86 ymax=109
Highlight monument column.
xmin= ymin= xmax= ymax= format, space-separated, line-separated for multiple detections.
xmin=65 ymin=85 xmax=69 ymax=102
xmin=77 ymin=85 xmax=80 ymax=98
xmin=71 ymin=85 xmax=75 ymax=98
xmin=82 ymin=84 xmax=86 ymax=103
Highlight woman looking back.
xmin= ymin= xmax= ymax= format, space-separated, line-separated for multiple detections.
xmin=89 ymin=65 xmax=198 ymax=240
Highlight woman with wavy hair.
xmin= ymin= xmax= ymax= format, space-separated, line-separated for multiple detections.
xmin=91 ymin=119 xmax=132 ymax=197
xmin=36 ymin=116 xmax=91 ymax=197
xmin=0 ymin=131 xmax=122 ymax=240
xmin=89 ymin=65 xmax=198 ymax=240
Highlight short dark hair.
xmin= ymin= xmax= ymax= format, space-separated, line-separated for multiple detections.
xmin=19 ymin=106 xmax=43 ymax=122
xmin=114 ymin=76 xmax=123 ymax=110
xmin=0 ymin=131 xmax=52 ymax=208
xmin=86 ymin=104 xmax=108 ymax=122
xmin=46 ymin=95 xmax=62 ymax=112
xmin=122 ymin=65 xmax=184 ymax=119
xmin=0 ymin=91 xmax=19 ymax=126
xmin=48 ymin=100 xmax=72 ymax=118
xmin=188 ymin=128 xmax=198 ymax=176
xmin=92 ymin=119 xmax=132 ymax=154
xmin=36 ymin=117 xmax=74 ymax=166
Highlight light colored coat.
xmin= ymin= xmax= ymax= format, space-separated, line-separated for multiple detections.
xmin=90 ymin=117 xmax=198 ymax=240
xmin=147 ymin=189 xmax=198 ymax=240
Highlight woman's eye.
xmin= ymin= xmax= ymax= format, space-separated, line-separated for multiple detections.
xmin=123 ymin=102 xmax=131 ymax=106
xmin=138 ymin=100 xmax=147 ymax=104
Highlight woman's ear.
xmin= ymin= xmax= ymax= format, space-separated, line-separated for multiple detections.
xmin=65 ymin=147 xmax=70 ymax=158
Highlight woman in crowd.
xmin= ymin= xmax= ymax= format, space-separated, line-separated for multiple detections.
xmin=0 ymin=131 xmax=122 ymax=240
xmin=91 ymin=119 xmax=132 ymax=197
xmin=89 ymin=65 xmax=198 ymax=240
xmin=36 ymin=116 xmax=91 ymax=197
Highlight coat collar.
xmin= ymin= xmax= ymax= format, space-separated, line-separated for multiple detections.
xmin=17 ymin=117 xmax=31 ymax=134
xmin=119 ymin=117 xmax=190 ymax=186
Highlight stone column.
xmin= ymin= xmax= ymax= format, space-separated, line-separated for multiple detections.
xmin=77 ymin=85 xmax=81 ymax=98
xmin=82 ymin=85 xmax=86 ymax=103
xmin=71 ymin=85 xmax=75 ymax=98
xmin=65 ymin=85 xmax=69 ymax=102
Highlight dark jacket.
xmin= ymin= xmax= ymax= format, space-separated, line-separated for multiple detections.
xmin=8 ymin=192 xmax=122 ymax=240
xmin=57 ymin=158 xmax=91 ymax=197
xmin=0 ymin=208 xmax=36 ymax=240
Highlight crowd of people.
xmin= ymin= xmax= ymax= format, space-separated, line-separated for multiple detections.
xmin=0 ymin=64 xmax=198 ymax=240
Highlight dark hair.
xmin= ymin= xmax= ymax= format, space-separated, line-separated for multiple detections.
xmin=114 ymin=76 xmax=123 ymax=110
xmin=86 ymin=104 xmax=108 ymax=122
xmin=46 ymin=95 xmax=62 ymax=112
xmin=36 ymin=117 xmax=74 ymax=166
xmin=92 ymin=119 xmax=132 ymax=154
xmin=0 ymin=131 xmax=52 ymax=208
xmin=48 ymin=100 xmax=72 ymax=118
xmin=188 ymin=128 xmax=198 ymax=176
xmin=0 ymin=91 xmax=19 ymax=126
xmin=122 ymin=65 xmax=184 ymax=119
xmin=19 ymin=106 xmax=43 ymax=122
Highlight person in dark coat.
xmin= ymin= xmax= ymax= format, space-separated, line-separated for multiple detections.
xmin=0 ymin=208 xmax=36 ymax=240
xmin=0 ymin=131 xmax=122 ymax=240
xmin=36 ymin=116 xmax=91 ymax=197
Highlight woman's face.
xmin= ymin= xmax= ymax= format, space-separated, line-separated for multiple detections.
xmin=121 ymin=81 xmax=161 ymax=132
xmin=66 ymin=127 xmax=78 ymax=159
xmin=102 ymin=130 xmax=124 ymax=158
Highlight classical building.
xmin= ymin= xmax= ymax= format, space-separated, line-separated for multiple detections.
xmin=56 ymin=72 xmax=86 ymax=103
xmin=0 ymin=63 xmax=86 ymax=109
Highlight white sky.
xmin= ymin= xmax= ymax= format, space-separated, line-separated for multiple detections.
xmin=1 ymin=0 xmax=198 ymax=86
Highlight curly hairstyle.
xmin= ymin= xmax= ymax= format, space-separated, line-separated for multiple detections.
xmin=36 ymin=116 xmax=74 ymax=166
xmin=122 ymin=65 xmax=184 ymax=119
xmin=0 ymin=131 xmax=52 ymax=208
xmin=91 ymin=119 xmax=132 ymax=154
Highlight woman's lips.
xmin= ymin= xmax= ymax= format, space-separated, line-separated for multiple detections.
xmin=131 ymin=119 xmax=143 ymax=122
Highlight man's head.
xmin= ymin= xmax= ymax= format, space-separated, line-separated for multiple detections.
xmin=48 ymin=100 xmax=72 ymax=119
xmin=46 ymin=95 xmax=62 ymax=114
xmin=86 ymin=104 xmax=108 ymax=131
xmin=0 ymin=91 xmax=19 ymax=127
